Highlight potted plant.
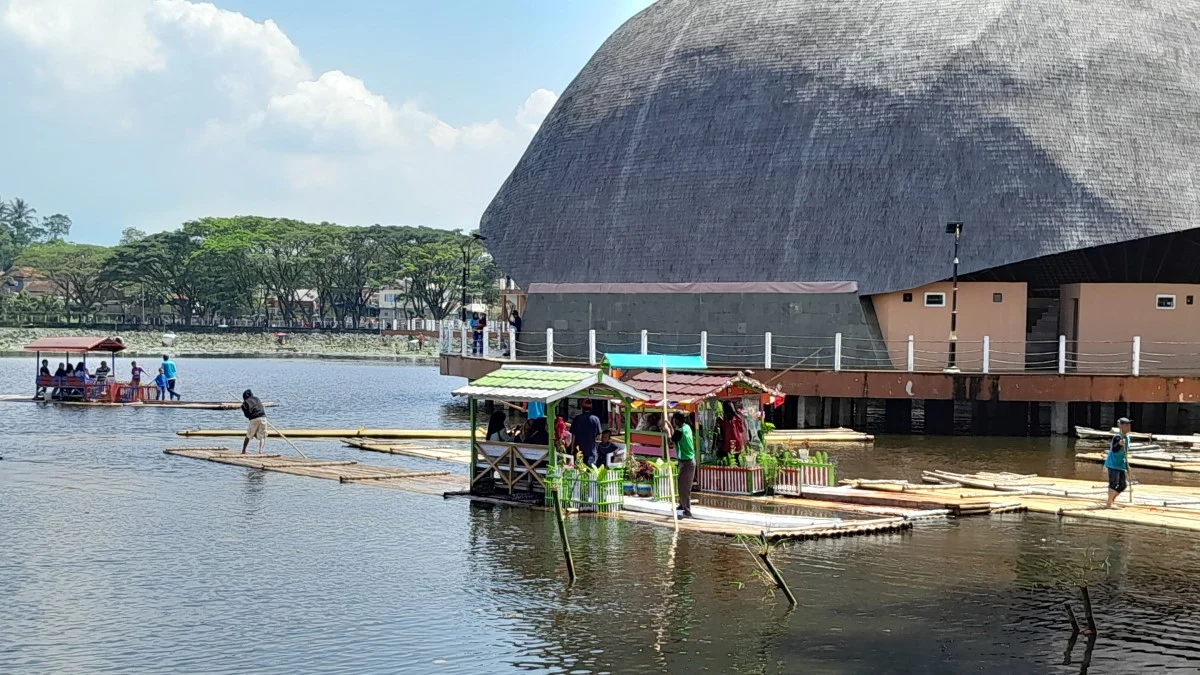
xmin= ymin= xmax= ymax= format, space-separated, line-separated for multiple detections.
xmin=697 ymin=453 xmax=766 ymax=495
xmin=624 ymin=458 xmax=655 ymax=496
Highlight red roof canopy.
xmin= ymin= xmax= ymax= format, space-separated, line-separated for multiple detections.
xmin=622 ymin=370 xmax=784 ymax=408
xmin=24 ymin=336 xmax=127 ymax=353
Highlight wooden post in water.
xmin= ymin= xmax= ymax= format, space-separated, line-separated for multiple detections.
xmin=1079 ymin=586 xmax=1097 ymax=634
xmin=758 ymin=540 xmax=797 ymax=607
xmin=1064 ymin=602 xmax=1080 ymax=634
xmin=551 ymin=482 xmax=576 ymax=584
xmin=468 ymin=398 xmax=478 ymax=489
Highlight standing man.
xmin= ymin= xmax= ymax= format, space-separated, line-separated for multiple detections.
xmin=665 ymin=411 xmax=696 ymax=518
xmin=36 ymin=359 xmax=50 ymax=400
xmin=570 ymin=399 xmax=602 ymax=466
xmin=162 ymin=354 xmax=181 ymax=400
xmin=1106 ymin=417 xmax=1133 ymax=508
xmin=241 ymin=389 xmax=268 ymax=454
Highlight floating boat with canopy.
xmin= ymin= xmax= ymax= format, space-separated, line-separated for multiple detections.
xmin=5 ymin=336 xmax=271 ymax=410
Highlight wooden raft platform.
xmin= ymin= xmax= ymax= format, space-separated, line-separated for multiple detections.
xmin=921 ymin=470 xmax=1200 ymax=532
xmin=164 ymin=447 xmax=465 ymax=494
xmin=1076 ymin=451 xmax=1200 ymax=474
xmin=342 ymin=439 xmax=470 ymax=464
xmin=177 ymin=428 xmax=470 ymax=440
xmin=767 ymin=427 xmax=874 ymax=444
xmin=2 ymin=396 xmax=275 ymax=410
xmin=800 ymin=481 xmax=1026 ymax=516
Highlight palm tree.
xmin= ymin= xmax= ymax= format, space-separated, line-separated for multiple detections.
xmin=5 ymin=198 xmax=41 ymax=248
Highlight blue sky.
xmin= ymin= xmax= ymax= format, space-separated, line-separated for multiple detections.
xmin=0 ymin=0 xmax=655 ymax=243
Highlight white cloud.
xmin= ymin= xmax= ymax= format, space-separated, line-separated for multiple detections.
xmin=0 ymin=0 xmax=560 ymax=229
xmin=515 ymin=88 xmax=558 ymax=131
xmin=2 ymin=0 xmax=165 ymax=90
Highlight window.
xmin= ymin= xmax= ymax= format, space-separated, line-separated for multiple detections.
xmin=992 ymin=292 xmax=1003 ymax=303
xmin=902 ymin=292 xmax=913 ymax=303
xmin=1157 ymin=294 xmax=1176 ymax=310
xmin=1189 ymin=295 xmax=1195 ymax=306
xmin=924 ymin=292 xmax=946 ymax=307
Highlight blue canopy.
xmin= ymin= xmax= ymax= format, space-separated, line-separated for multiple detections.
xmin=601 ymin=353 xmax=707 ymax=371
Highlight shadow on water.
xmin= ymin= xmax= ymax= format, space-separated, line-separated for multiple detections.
xmin=4 ymin=358 xmax=1200 ymax=673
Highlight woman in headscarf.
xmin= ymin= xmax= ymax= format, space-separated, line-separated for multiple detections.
xmin=485 ymin=410 xmax=514 ymax=442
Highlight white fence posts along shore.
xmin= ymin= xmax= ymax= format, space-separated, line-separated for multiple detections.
xmin=982 ymin=336 xmax=990 ymax=374
xmin=1058 ymin=335 xmax=1067 ymax=375
xmin=834 ymin=333 xmax=843 ymax=372
xmin=907 ymin=336 xmax=915 ymax=372
xmin=546 ymin=328 xmax=554 ymax=364
xmin=588 ymin=329 xmax=597 ymax=366
xmin=508 ymin=328 xmax=516 ymax=362
xmin=640 ymin=330 xmax=648 ymax=355
xmin=764 ymin=332 xmax=772 ymax=369
xmin=700 ymin=331 xmax=708 ymax=365
xmin=1132 ymin=336 xmax=1141 ymax=376
xmin=460 ymin=326 xmax=468 ymax=357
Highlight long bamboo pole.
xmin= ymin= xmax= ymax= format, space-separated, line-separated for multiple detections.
xmin=232 ymin=390 xmax=307 ymax=459
xmin=664 ymin=362 xmax=677 ymax=530
xmin=551 ymin=483 xmax=577 ymax=585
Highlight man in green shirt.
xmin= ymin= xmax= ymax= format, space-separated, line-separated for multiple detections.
xmin=665 ymin=411 xmax=696 ymax=517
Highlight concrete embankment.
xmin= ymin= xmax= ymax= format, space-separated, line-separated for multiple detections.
xmin=0 ymin=327 xmax=437 ymax=363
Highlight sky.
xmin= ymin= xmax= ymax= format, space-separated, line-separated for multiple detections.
xmin=0 ymin=0 xmax=656 ymax=244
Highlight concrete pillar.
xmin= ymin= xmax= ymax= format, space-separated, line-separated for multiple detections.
xmin=837 ymin=398 xmax=852 ymax=428
xmin=1050 ymin=402 xmax=1069 ymax=436
xmin=797 ymin=397 xmax=822 ymax=429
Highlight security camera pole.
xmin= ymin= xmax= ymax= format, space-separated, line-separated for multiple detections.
xmin=944 ymin=222 xmax=963 ymax=374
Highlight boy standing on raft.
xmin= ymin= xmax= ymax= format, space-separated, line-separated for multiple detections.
xmin=1106 ymin=417 xmax=1133 ymax=508
xmin=241 ymin=389 xmax=268 ymax=454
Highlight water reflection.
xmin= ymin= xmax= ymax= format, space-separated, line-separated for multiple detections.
xmin=4 ymin=358 xmax=1200 ymax=672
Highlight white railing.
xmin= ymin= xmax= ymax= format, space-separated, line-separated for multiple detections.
xmin=440 ymin=329 xmax=1200 ymax=376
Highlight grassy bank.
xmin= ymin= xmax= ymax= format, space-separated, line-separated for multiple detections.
xmin=0 ymin=327 xmax=439 ymax=363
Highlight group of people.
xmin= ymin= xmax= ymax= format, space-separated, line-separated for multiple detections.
xmin=484 ymin=398 xmax=626 ymax=468
xmin=469 ymin=309 xmax=522 ymax=356
xmin=36 ymin=354 xmax=181 ymax=402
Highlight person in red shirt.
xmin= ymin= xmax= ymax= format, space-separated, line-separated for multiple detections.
xmin=718 ymin=402 xmax=748 ymax=458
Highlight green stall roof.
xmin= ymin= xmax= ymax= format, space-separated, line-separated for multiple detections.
xmin=452 ymin=365 xmax=651 ymax=404
xmin=601 ymin=353 xmax=707 ymax=371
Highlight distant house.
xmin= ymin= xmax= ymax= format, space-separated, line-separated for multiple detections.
xmin=1 ymin=266 xmax=59 ymax=299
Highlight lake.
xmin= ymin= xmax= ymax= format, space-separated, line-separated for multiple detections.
xmin=3 ymin=358 xmax=1200 ymax=674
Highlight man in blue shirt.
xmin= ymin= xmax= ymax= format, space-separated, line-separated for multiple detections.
xmin=1105 ymin=417 xmax=1133 ymax=507
xmin=162 ymin=354 xmax=181 ymax=400
xmin=570 ymin=400 xmax=603 ymax=466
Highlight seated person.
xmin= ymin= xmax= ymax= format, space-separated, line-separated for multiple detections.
xmin=598 ymin=429 xmax=626 ymax=467
xmin=485 ymin=410 xmax=515 ymax=442
xmin=523 ymin=417 xmax=549 ymax=446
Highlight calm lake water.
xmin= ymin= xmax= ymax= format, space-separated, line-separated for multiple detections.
xmin=3 ymin=358 xmax=1200 ymax=674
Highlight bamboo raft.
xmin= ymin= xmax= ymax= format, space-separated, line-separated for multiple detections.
xmin=0 ymin=395 xmax=275 ymax=410
xmin=163 ymin=447 xmax=466 ymax=494
xmin=920 ymin=470 xmax=1200 ymax=532
xmin=767 ymin=427 xmax=874 ymax=443
xmin=177 ymin=428 xmax=471 ymax=440
xmin=799 ymin=482 xmax=1026 ymax=516
xmin=1076 ymin=451 xmax=1200 ymax=473
xmin=342 ymin=439 xmax=471 ymax=463
xmin=1075 ymin=425 xmax=1199 ymax=447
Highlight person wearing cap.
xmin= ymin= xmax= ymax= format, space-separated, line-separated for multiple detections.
xmin=240 ymin=389 xmax=268 ymax=454
xmin=1106 ymin=417 xmax=1133 ymax=507
xmin=570 ymin=399 xmax=603 ymax=466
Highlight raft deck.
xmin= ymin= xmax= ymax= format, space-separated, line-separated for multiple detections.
xmin=342 ymin=438 xmax=471 ymax=463
xmin=178 ymin=428 xmax=470 ymax=440
xmin=1 ymin=395 xmax=275 ymax=410
xmin=1076 ymin=451 xmax=1200 ymax=473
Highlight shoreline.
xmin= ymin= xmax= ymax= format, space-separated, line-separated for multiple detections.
xmin=0 ymin=350 xmax=439 ymax=364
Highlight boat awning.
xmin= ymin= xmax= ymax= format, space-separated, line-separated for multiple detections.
xmin=601 ymin=353 xmax=707 ymax=371
xmin=621 ymin=370 xmax=785 ymax=409
xmin=24 ymin=336 xmax=127 ymax=353
xmin=452 ymin=365 xmax=652 ymax=403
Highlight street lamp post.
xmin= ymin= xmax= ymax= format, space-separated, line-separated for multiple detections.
xmin=460 ymin=233 xmax=486 ymax=324
xmin=944 ymin=222 xmax=963 ymax=374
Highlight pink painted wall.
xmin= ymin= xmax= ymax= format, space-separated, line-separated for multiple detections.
xmin=1060 ymin=283 xmax=1200 ymax=373
xmin=872 ymin=282 xmax=1027 ymax=371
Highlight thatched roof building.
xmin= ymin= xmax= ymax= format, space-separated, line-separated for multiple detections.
xmin=482 ymin=0 xmax=1200 ymax=295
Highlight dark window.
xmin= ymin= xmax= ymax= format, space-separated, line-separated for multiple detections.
xmin=902 ymin=293 xmax=913 ymax=303
xmin=1188 ymin=296 xmax=1195 ymax=306
xmin=992 ymin=293 xmax=1003 ymax=303
xmin=924 ymin=292 xmax=946 ymax=307
xmin=1156 ymin=295 xmax=1176 ymax=310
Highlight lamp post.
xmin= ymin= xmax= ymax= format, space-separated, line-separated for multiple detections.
xmin=944 ymin=222 xmax=963 ymax=374
xmin=459 ymin=233 xmax=486 ymax=323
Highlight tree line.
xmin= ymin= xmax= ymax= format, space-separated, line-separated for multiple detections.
xmin=5 ymin=212 xmax=500 ymax=326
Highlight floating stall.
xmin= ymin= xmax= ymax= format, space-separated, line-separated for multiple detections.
xmin=452 ymin=365 xmax=651 ymax=508
xmin=14 ymin=336 xmax=259 ymax=410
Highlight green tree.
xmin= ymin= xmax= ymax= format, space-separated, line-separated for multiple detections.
xmin=14 ymin=241 xmax=115 ymax=321
xmin=41 ymin=214 xmax=72 ymax=242
xmin=120 ymin=227 xmax=147 ymax=245
xmin=380 ymin=227 xmax=468 ymax=321
xmin=308 ymin=225 xmax=384 ymax=326
xmin=109 ymin=230 xmax=207 ymax=324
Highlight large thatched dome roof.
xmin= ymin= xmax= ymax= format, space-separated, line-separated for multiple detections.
xmin=481 ymin=0 xmax=1200 ymax=294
